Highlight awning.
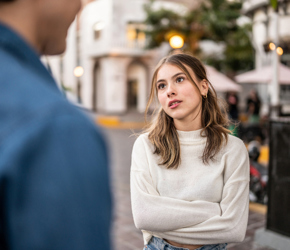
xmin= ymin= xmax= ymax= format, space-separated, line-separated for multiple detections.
xmin=205 ymin=65 xmax=242 ymax=92
xmin=235 ymin=63 xmax=290 ymax=85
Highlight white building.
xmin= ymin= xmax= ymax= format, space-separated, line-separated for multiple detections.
xmin=242 ymin=0 xmax=290 ymax=67
xmin=47 ymin=0 xmax=192 ymax=114
xmin=241 ymin=0 xmax=290 ymax=110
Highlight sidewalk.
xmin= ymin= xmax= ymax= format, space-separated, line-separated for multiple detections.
xmin=95 ymin=110 xmax=147 ymax=129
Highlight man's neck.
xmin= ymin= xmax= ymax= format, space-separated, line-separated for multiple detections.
xmin=0 ymin=3 xmax=41 ymax=54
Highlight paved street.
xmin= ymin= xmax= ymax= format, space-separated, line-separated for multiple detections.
xmin=103 ymin=128 xmax=274 ymax=250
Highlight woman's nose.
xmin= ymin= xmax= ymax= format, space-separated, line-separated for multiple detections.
xmin=166 ymin=84 xmax=176 ymax=97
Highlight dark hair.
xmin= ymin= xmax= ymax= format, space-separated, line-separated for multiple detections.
xmin=0 ymin=0 xmax=14 ymax=2
xmin=145 ymin=52 xmax=230 ymax=168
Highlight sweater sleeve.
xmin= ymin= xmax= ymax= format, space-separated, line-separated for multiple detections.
xmin=154 ymin=139 xmax=250 ymax=244
xmin=130 ymin=135 xmax=221 ymax=232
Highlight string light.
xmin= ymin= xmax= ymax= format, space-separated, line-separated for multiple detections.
xmin=269 ymin=42 xmax=276 ymax=51
xmin=276 ymin=47 xmax=284 ymax=56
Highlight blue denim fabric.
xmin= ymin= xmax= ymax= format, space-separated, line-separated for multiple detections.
xmin=144 ymin=236 xmax=227 ymax=250
xmin=0 ymin=23 xmax=112 ymax=249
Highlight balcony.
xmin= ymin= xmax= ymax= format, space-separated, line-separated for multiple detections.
xmin=83 ymin=22 xmax=154 ymax=58
xmin=242 ymin=0 xmax=269 ymax=15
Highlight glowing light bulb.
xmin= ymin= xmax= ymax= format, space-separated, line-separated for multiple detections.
xmin=276 ymin=47 xmax=283 ymax=56
xmin=269 ymin=42 xmax=276 ymax=51
xmin=74 ymin=66 xmax=84 ymax=78
xmin=169 ymin=35 xmax=184 ymax=49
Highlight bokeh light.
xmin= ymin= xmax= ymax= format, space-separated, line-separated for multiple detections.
xmin=276 ymin=47 xmax=283 ymax=56
xmin=74 ymin=66 xmax=84 ymax=78
xmin=169 ymin=35 xmax=184 ymax=49
xmin=269 ymin=42 xmax=276 ymax=51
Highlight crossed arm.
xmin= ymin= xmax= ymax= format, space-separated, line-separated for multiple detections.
xmin=130 ymin=136 xmax=250 ymax=244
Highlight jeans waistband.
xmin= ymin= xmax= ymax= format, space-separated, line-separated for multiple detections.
xmin=146 ymin=236 xmax=227 ymax=250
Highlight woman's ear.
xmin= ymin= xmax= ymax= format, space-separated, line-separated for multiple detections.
xmin=200 ymin=79 xmax=209 ymax=96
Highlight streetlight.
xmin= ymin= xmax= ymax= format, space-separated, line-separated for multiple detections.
xmin=74 ymin=66 xmax=84 ymax=78
xmin=74 ymin=66 xmax=84 ymax=103
xmin=271 ymin=7 xmax=280 ymax=118
xmin=169 ymin=35 xmax=184 ymax=49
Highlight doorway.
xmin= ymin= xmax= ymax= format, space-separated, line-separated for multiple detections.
xmin=127 ymin=62 xmax=147 ymax=112
xmin=127 ymin=79 xmax=138 ymax=109
xmin=93 ymin=62 xmax=102 ymax=111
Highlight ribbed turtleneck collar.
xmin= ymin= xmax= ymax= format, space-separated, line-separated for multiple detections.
xmin=177 ymin=129 xmax=207 ymax=143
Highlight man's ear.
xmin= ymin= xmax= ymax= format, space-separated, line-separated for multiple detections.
xmin=200 ymin=79 xmax=209 ymax=96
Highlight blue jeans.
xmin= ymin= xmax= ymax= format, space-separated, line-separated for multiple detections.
xmin=143 ymin=236 xmax=227 ymax=250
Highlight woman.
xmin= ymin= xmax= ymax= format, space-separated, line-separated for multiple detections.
xmin=130 ymin=53 xmax=249 ymax=250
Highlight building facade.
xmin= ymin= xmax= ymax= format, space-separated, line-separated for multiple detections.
xmin=242 ymin=0 xmax=290 ymax=67
xmin=47 ymin=0 xmax=191 ymax=113
xmin=242 ymin=0 xmax=290 ymax=109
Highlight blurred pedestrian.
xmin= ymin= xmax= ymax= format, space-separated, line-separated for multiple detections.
xmin=226 ymin=91 xmax=240 ymax=137
xmin=246 ymin=89 xmax=261 ymax=123
xmin=0 ymin=0 xmax=112 ymax=249
xmin=130 ymin=53 xmax=249 ymax=250
xmin=226 ymin=91 xmax=239 ymax=121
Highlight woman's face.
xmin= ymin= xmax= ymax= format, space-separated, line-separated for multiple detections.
xmin=156 ymin=63 xmax=208 ymax=129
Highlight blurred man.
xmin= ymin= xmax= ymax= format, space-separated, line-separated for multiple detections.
xmin=0 ymin=0 xmax=112 ymax=249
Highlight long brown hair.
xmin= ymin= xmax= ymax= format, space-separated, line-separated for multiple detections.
xmin=145 ymin=52 xmax=230 ymax=169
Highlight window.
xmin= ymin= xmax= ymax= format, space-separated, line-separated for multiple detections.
xmin=93 ymin=21 xmax=105 ymax=40
xmin=126 ymin=22 xmax=146 ymax=48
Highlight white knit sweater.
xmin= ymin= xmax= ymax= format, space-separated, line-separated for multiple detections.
xmin=130 ymin=129 xmax=250 ymax=245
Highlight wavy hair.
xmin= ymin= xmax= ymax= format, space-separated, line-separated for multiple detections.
xmin=145 ymin=53 xmax=230 ymax=169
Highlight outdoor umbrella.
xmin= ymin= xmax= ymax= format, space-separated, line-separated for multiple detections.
xmin=235 ymin=63 xmax=290 ymax=85
xmin=205 ymin=65 xmax=242 ymax=92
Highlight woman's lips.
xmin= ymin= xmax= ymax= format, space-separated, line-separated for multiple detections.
xmin=169 ymin=101 xmax=182 ymax=109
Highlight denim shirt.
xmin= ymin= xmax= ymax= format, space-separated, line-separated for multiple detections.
xmin=0 ymin=23 xmax=112 ymax=250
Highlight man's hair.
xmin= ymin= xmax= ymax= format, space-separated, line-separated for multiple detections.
xmin=0 ymin=0 xmax=14 ymax=2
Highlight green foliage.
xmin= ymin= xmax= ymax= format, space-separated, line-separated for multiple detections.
xmin=143 ymin=0 xmax=254 ymax=74
xmin=143 ymin=4 xmax=191 ymax=49
xmin=61 ymin=82 xmax=72 ymax=92
xmin=143 ymin=2 xmax=204 ymax=52
xmin=198 ymin=0 xmax=242 ymax=41
xmin=224 ymin=24 xmax=254 ymax=72
xmin=270 ymin=0 xmax=278 ymax=10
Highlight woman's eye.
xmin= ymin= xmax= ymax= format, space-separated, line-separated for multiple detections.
xmin=176 ymin=77 xmax=184 ymax=83
xmin=157 ymin=83 xmax=166 ymax=90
